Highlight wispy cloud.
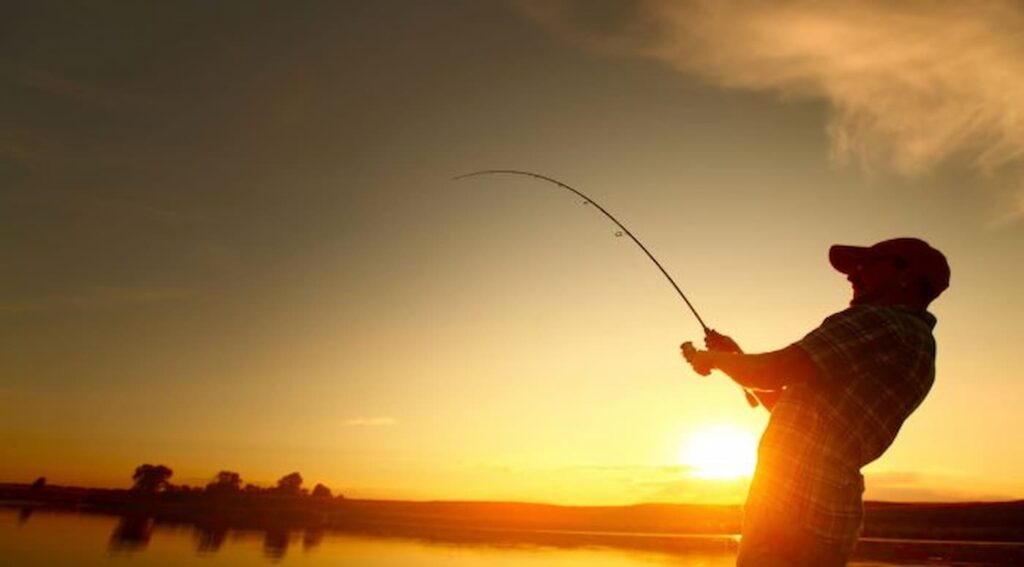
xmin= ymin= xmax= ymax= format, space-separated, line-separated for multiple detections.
xmin=24 ymin=70 xmax=152 ymax=109
xmin=520 ymin=0 xmax=1024 ymax=216
xmin=864 ymin=470 xmax=1012 ymax=502
xmin=0 ymin=129 xmax=63 ymax=166
xmin=989 ymin=188 xmax=1024 ymax=228
xmin=476 ymin=463 xmax=749 ymax=504
xmin=60 ymin=189 xmax=205 ymax=227
xmin=0 ymin=285 xmax=194 ymax=313
xmin=343 ymin=416 xmax=397 ymax=427
xmin=4 ymin=71 xmax=155 ymax=167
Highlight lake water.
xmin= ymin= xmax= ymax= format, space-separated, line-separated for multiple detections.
xmin=2 ymin=507 xmax=1018 ymax=566
xmin=0 ymin=508 xmax=738 ymax=566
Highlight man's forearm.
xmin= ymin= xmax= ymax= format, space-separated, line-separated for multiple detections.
xmin=705 ymin=351 xmax=784 ymax=390
xmin=705 ymin=345 xmax=817 ymax=391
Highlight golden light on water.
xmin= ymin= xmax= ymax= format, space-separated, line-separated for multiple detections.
xmin=681 ymin=426 xmax=758 ymax=480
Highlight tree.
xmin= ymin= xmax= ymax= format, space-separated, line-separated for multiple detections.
xmin=132 ymin=464 xmax=173 ymax=493
xmin=31 ymin=477 xmax=46 ymax=490
xmin=275 ymin=472 xmax=303 ymax=496
xmin=206 ymin=471 xmax=242 ymax=495
xmin=311 ymin=483 xmax=332 ymax=499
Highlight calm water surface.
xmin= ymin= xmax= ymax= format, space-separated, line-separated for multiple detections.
xmin=0 ymin=508 xmax=983 ymax=566
xmin=0 ymin=508 xmax=737 ymax=566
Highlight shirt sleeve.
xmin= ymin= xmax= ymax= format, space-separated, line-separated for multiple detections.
xmin=792 ymin=306 xmax=899 ymax=386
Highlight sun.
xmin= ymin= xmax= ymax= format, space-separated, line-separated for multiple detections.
xmin=680 ymin=425 xmax=758 ymax=480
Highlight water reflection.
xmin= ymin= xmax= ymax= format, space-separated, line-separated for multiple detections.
xmin=1 ymin=508 xmax=1019 ymax=566
xmin=108 ymin=515 xmax=153 ymax=552
xmin=194 ymin=523 xmax=228 ymax=553
xmin=263 ymin=528 xmax=290 ymax=560
xmin=304 ymin=527 xmax=324 ymax=550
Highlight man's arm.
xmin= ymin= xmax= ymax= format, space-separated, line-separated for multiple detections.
xmin=683 ymin=344 xmax=819 ymax=391
xmin=701 ymin=331 xmax=785 ymax=411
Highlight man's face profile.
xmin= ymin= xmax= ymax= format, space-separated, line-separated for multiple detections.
xmin=848 ymin=256 xmax=910 ymax=306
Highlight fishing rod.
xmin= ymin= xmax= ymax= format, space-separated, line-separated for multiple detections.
xmin=453 ymin=169 xmax=759 ymax=409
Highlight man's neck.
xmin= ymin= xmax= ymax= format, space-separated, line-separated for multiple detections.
xmin=852 ymin=295 xmax=927 ymax=310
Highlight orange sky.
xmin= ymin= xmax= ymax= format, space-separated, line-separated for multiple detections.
xmin=3 ymin=1 xmax=1024 ymax=505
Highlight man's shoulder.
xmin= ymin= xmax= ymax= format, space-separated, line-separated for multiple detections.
xmin=799 ymin=305 xmax=924 ymax=362
xmin=815 ymin=305 xmax=891 ymax=334
xmin=825 ymin=304 xmax=935 ymax=330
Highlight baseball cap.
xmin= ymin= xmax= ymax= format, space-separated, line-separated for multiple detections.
xmin=829 ymin=237 xmax=950 ymax=301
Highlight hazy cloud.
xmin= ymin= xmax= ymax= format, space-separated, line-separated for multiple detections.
xmin=521 ymin=0 xmax=1024 ymax=214
xmin=482 ymin=463 xmax=1013 ymax=503
xmin=0 ymin=129 xmax=62 ymax=165
xmin=552 ymin=464 xmax=749 ymax=503
xmin=343 ymin=416 xmax=397 ymax=427
xmin=0 ymin=285 xmax=194 ymax=313
xmin=990 ymin=187 xmax=1024 ymax=228
xmin=864 ymin=470 xmax=1012 ymax=502
xmin=24 ymin=70 xmax=153 ymax=109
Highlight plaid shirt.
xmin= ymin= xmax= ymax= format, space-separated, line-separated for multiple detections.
xmin=743 ymin=305 xmax=937 ymax=547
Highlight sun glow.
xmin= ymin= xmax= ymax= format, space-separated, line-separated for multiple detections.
xmin=681 ymin=425 xmax=758 ymax=480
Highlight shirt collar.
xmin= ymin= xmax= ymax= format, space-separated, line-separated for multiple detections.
xmin=892 ymin=305 xmax=937 ymax=330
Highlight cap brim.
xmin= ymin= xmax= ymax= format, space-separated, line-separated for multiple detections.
xmin=829 ymin=245 xmax=868 ymax=274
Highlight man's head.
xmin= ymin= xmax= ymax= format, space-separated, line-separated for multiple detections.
xmin=829 ymin=237 xmax=950 ymax=309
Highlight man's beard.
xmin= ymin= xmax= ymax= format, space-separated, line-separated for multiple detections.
xmin=850 ymin=285 xmax=886 ymax=306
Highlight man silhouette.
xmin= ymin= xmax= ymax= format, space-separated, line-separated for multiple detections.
xmin=682 ymin=237 xmax=949 ymax=566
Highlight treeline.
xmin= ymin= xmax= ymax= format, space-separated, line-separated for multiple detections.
xmin=129 ymin=463 xmax=341 ymax=499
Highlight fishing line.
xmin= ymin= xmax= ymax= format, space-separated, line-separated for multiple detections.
xmin=455 ymin=169 xmax=708 ymax=331
xmin=453 ymin=169 xmax=759 ymax=408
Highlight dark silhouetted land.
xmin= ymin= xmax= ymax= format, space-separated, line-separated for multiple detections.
xmin=3 ymin=481 xmax=1024 ymax=564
